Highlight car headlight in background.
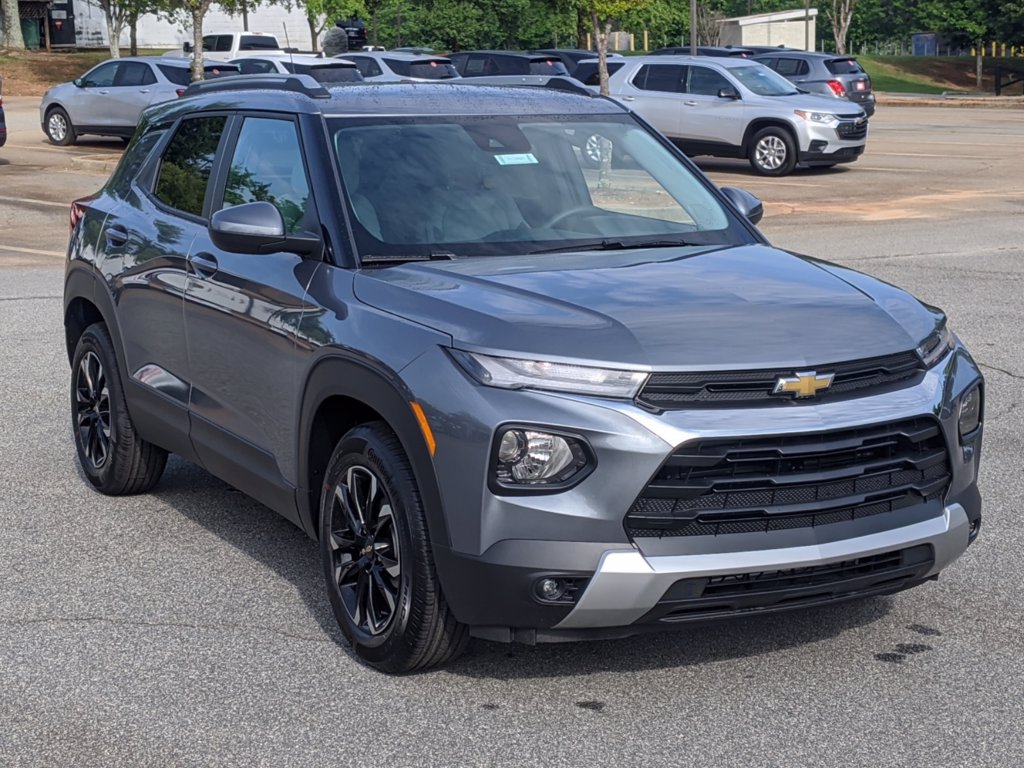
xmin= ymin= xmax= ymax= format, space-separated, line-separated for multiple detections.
xmin=492 ymin=427 xmax=594 ymax=491
xmin=959 ymin=385 xmax=982 ymax=440
xmin=917 ymin=325 xmax=955 ymax=368
xmin=451 ymin=350 xmax=648 ymax=399
xmin=794 ymin=110 xmax=839 ymax=124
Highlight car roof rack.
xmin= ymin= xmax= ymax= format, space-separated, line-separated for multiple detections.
xmin=183 ymin=74 xmax=331 ymax=100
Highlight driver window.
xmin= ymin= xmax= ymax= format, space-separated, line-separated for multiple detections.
xmin=220 ymin=117 xmax=312 ymax=233
xmin=687 ymin=66 xmax=732 ymax=96
xmin=83 ymin=62 xmax=119 ymax=88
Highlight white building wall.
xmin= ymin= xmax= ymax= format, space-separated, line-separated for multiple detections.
xmin=74 ymin=0 xmax=316 ymax=51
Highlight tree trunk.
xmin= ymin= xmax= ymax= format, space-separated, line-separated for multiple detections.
xmin=591 ymin=12 xmax=613 ymax=190
xmin=105 ymin=6 xmax=123 ymax=58
xmin=371 ymin=8 xmax=378 ymax=47
xmin=129 ymin=13 xmax=138 ymax=56
xmin=308 ymin=15 xmax=318 ymax=52
xmin=191 ymin=6 xmax=205 ymax=83
xmin=1 ymin=0 xmax=26 ymax=49
xmin=976 ymin=44 xmax=983 ymax=90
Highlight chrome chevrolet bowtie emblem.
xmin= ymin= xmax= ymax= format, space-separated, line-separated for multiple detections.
xmin=773 ymin=370 xmax=835 ymax=398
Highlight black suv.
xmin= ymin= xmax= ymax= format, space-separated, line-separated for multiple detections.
xmin=65 ymin=76 xmax=983 ymax=673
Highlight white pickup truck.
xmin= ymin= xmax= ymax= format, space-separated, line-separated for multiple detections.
xmin=174 ymin=32 xmax=287 ymax=60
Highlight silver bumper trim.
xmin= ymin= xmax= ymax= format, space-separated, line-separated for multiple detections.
xmin=554 ymin=503 xmax=970 ymax=630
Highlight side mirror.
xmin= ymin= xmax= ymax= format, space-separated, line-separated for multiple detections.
xmin=720 ymin=186 xmax=764 ymax=225
xmin=73 ymin=78 xmax=84 ymax=88
xmin=718 ymin=86 xmax=740 ymax=100
xmin=209 ymin=201 xmax=322 ymax=257
xmin=183 ymin=41 xmax=193 ymax=53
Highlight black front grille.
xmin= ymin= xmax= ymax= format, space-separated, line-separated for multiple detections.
xmin=626 ymin=417 xmax=951 ymax=538
xmin=637 ymin=350 xmax=922 ymax=410
xmin=837 ymin=119 xmax=869 ymax=140
xmin=643 ymin=544 xmax=934 ymax=623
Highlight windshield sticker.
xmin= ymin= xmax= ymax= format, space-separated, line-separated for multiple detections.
xmin=495 ymin=153 xmax=539 ymax=166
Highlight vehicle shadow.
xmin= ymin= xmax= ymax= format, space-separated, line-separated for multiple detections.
xmin=148 ymin=457 xmax=894 ymax=678
xmin=694 ymin=157 xmax=853 ymax=178
xmin=0 ymin=158 xmax=9 ymax=167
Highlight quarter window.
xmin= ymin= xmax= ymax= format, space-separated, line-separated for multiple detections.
xmin=154 ymin=116 xmax=227 ymax=218
xmin=220 ymin=117 xmax=311 ymax=233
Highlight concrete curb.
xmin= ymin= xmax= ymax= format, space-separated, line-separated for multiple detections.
xmin=875 ymin=92 xmax=1024 ymax=108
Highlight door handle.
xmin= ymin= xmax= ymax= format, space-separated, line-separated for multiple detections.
xmin=189 ymin=252 xmax=219 ymax=278
xmin=98 ymin=90 xmax=109 ymax=95
xmin=104 ymin=225 xmax=128 ymax=247
xmin=621 ymin=95 xmax=636 ymax=101
xmin=139 ymin=89 xmax=150 ymax=93
xmin=684 ymin=100 xmax=698 ymax=106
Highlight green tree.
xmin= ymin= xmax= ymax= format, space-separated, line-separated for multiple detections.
xmin=290 ymin=0 xmax=364 ymax=51
xmin=918 ymin=0 xmax=1002 ymax=87
xmin=578 ymin=0 xmax=651 ymax=95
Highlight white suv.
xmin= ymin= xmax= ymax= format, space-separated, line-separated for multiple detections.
xmin=607 ymin=55 xmax=868 ymax=175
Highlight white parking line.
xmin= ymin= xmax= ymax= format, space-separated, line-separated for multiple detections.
xmin=0 ymin=243 xmax=66 ymax=258
xmin=870 ymin=152 xmax=993 ymax=159
xmin=0 ymin=195 xmax=69 ymax=209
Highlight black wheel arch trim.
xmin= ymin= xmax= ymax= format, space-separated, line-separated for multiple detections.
xmin=743 ymin=119 xmax=800 ymax=153
xmin=64 ymin=263 xmax=125 ymax=373
xmin=296 ymin=353 xmax=452 ymax=553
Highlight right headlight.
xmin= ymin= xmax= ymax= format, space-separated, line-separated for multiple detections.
xmin=916 ymin=325 xmax=954 ymax=368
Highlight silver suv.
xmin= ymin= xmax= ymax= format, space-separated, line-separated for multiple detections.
xmin=607 ymin=55 xmax=868 ymax=175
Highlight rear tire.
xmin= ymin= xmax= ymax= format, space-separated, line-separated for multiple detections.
xmin=749 ymin=126 xmax=797 ymax=176
xmin=319 ymin=422 xmax=468 ymax=673
xmin=45 ymin=106 xmax=77 ymax=146
xmin=71 ymin=324 xmax=168 ymax=494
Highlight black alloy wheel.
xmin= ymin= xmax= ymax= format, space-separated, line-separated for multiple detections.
xmin=75 ymin=351 xmax=111 ymax=469
xmin=319 ymin=422 xmax=468 ymax=673
xmin=327 ymin=465 xmax=402 ymax=636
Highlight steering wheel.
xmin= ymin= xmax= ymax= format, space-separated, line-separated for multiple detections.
xmin=540 ymin=205 xmax=601 ymax=230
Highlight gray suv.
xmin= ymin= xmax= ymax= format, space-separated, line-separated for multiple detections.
xmin=607 ymin=55 xmax=868 ymax=175
xmin=64 ymin=76 xmax=983 ymax=673
xmin=754 ymin=51 xmax=876 ymax=117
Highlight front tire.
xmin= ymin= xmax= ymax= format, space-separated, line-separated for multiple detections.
xmin=71 ymin=324 xmax=167 ymax=494
xmin=749 ymin=126 xmax=797 ymax=176
xmin=320 ymin=422 xmax=467 ymax=673
xmin=45 ymin=106 xmax=77 ymax=146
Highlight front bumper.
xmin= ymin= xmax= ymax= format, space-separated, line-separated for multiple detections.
xmin=798 ymin=118 xmax=867 ymax=165
xmin=406 ymin=344 xmax=983 ymax=640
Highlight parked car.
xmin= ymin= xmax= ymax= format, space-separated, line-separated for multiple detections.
xmin=651 ymin=45 xmax=755 ymax=57
xmin=64 ymin=75 xmax=982 ymax=673
xmin=40 ymin=57 xmax=240 ymax=145
xmin=340 ymin=51 xmax=459 ymax=81
xmin=571 ymin=58 xmax=627 ymax=86
xmin=233 ymin=54 xmax=363 ymax=84
xmin=528 ymin=48 xmax=623 ymax=77
xmin=606 ymin=55 xmax=868 ymax=175
xmin=449 ymin=50 xmax=569 ymax=77
xmin=336 ymin=18 xmax=367 ymax=50
xmin=0 ymin=80 xmax=6 ymax=148
xmin=754 ymin=51 xmax=876 ymax=117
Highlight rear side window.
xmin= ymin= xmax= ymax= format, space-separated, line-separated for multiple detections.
xmin=294 ymin=64 xmax=362 ymax=83
xmin=350 ymin=57 xmax=383 ymax=77
xmin=220 ymin=117 xmax=311 ymax=233
xmin=633 ymin=64 xmax=686 ymax=93
xmin=154 ymin=116 xmax=227 ymax=218
xmin=239 ymin=35 xmax=280 ymax=51
xmin=157 ymin=64 xmax=190 ymax=86
xmin=237 ymin=59 xmax=278 ymax=75
xmin=826 ymin=58 xmax=864 ymax=75
xmin=774 ymin=58 xmax=809 ymax=77
xmin=114 ymin=62 xmax=157 ymax=86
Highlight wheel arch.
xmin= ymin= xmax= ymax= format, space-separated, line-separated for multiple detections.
xmin=297 ymin=354 xmax=450 ymax=553
xmin=742 ymin=118 xmax=799 ymax=154
xmin=64 ymin=265 xmax=125 ymax=375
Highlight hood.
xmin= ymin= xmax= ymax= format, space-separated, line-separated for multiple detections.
xmin=354 ymin=244 xmax=940 ymax=370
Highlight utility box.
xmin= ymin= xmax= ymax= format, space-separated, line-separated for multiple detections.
xmin=911 ymin=32 xmax=940 ymax=56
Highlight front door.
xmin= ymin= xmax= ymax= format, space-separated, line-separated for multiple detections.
xmin=183 ymin=114 xmax=322 ymax=521
xmin=679 ymin=65 xmax=747 ymax=147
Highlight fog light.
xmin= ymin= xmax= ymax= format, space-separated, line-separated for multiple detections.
xmin=493 ymin=428 xmax=591 ymax=489
xmin=537 ymin=578 xmax=564 ymax=601
xmin=959 ymin=385 xmax=982 ymax=440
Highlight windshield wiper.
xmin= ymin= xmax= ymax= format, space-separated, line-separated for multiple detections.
xmin=528 ymin=238 xmax=699 ymax=255
xmin=360 ymin=251 xmax=457 ymax=266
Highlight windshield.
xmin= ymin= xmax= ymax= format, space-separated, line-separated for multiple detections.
xmin=729 ymin=64 xmax=799 ymax=96
xmin=329 ymin=114 xmax=751 ymax=260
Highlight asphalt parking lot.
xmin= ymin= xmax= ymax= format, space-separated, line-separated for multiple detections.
xmin=1 ymin=97 xmax=1022 ymax=767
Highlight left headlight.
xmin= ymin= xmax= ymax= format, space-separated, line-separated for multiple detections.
xmin=451 ymin=350 xmax=648 ymax=399
xmin=794 ymin=110 xmax=838 ymax=124
xmin=916 ymin=325 xmax=955 ymax=368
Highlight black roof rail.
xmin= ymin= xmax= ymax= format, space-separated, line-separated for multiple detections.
xmin=183 ymin=74 xmax=331 ymax=100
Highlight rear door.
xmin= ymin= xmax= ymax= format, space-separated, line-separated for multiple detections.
xmin=183 ymin=114 xmax=322 ymax=520
xmin=617 ymin=63 xmax=685 ymax=138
